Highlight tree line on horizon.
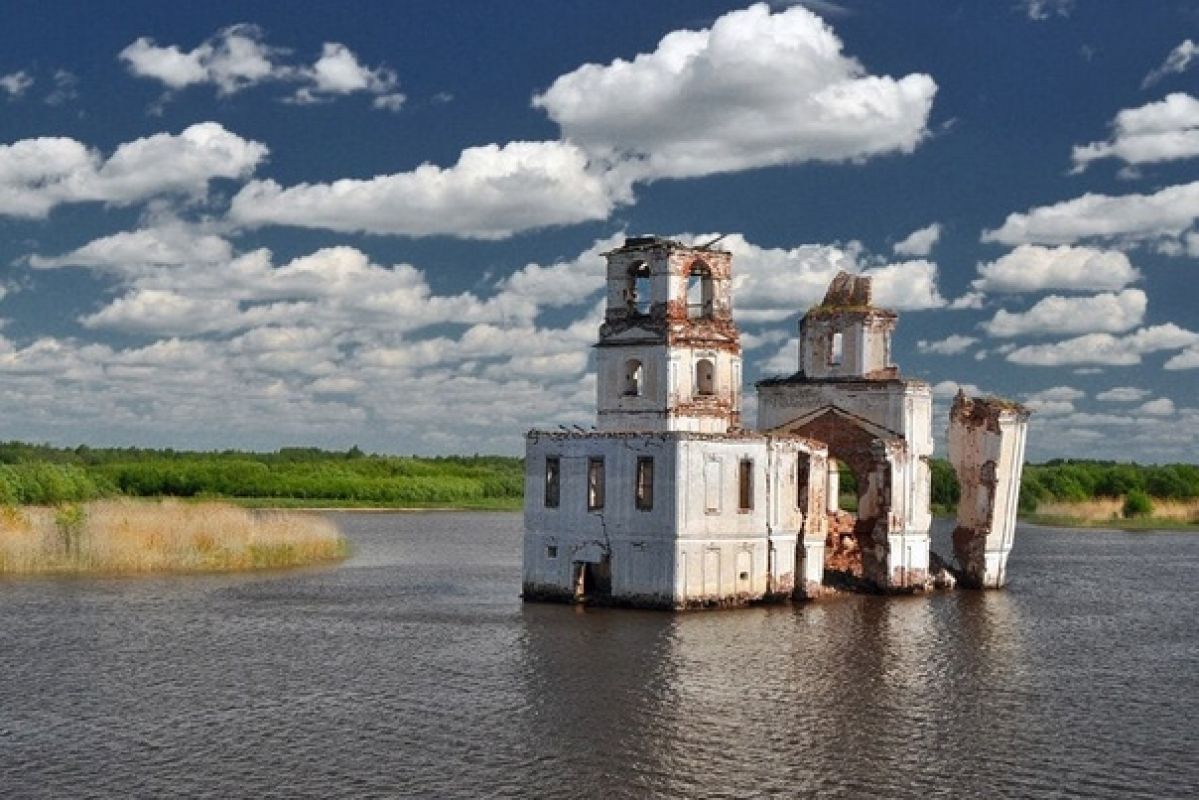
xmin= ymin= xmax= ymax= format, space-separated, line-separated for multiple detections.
xmin=0 ymin=441 xmax=1194 ymax=512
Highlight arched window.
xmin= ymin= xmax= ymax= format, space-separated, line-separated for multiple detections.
xmin=624 ymin=359 xmax=643 ymax=396
xmin=686 ymin=262 xmax=714 ymax=319
xmin=626 ymin=261 xmax=651 ymax=315
xmin=695 ymin=358 xmax=715 ymax=396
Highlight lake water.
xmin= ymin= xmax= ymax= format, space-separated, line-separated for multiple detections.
xmin=1 ymin=512 xmax=1196 ymax=799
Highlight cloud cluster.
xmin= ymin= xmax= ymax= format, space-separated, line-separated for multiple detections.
xmin=1072 ymin=93 xmax=1199 ymax=172
xmin=533 ymin=3 xmax=936 ymax=182
xmin=20 ymin=221 xmax=954 ymax=449
xmin=227 ymin=4 xmax=937 ymax=239
xmin=1006 ymin=324 xmax=1198 ymax=366
xmin=982 ymin=180 xmax=1199 ymax=251
xmin=229 ymin=141 xmax=618 ymax=239
xmin=981 ymin=289 xmax=1147 ymax=338
xmin=972 ymin=245 xmax=1140 ymax=293
xmin=120 ymin=24 xmax=403 ymax=110
xmin=0 ymin=123 xmax=267 ymax=218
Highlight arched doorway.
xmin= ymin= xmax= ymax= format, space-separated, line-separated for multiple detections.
xmin=777 ymin=407 xmax=897 ymax=588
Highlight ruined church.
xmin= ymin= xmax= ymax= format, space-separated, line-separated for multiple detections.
xmin=523 ymin=236 xmax=1029 ymax=609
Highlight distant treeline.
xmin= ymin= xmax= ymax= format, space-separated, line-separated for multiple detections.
xmin=0 ymin=442 xmax=524 ymax=507
xmin=0 ymin=441 xmax=1195 ymax=514
xmin=927 ymin=458 xmax=1199 ymax=513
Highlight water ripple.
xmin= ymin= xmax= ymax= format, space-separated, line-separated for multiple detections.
xmin=0 ymin=513 xmax=1196 ymax=799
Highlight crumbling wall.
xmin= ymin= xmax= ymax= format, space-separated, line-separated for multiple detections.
xmin=947 ymin=392 xmax=1031 ymax=589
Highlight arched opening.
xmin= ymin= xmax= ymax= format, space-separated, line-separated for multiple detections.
xmin=626 ymin=261 xmax=651 ymax=315
xmin=695 ymin=358 xmax=715 ymax=396
xmin=828 ymin=332 xmax=843 ymax=366
xmin=623 ymin=359 xmax=643 ymax=396
xmin=784 ymin=411 xmax=894 ymax=589
xmin=686 ymin=262 xmax=714 ymax=319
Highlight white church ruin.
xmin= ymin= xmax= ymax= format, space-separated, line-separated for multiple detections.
xmin=522 ymin=236 xmax=1029 ymax=609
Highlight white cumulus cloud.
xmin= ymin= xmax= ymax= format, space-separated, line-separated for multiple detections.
xmin=1072 ymin=93 xmax=1199 ymax=172
xmin=533 ymin=3 xmax=936 ymax=182
xmin=1096 ymin=386 xmax=1150 ymax=402
xmin=288 ymin=42 xmax=402 ymax=108
xmin=120 ymin=24 xmax=403 ymax=110
xmin=0 ymin=123 xmax=267 ymax=218
xmin=1006 ymin=324 xmax=1199 ymax=366
xmin=1137 ymin=397 xmax=1176 ymax=416
xmin=917 ymin=334 xmax=977 ymax=355
xmin=972 ymin=245 xmax=1140 ymax=293
xmin=893 ymin=222 xmax=942 ymax=256
xmin=982 ymin=181 xmax=1199 ymax=250
xmin=228 ymin=140 xmax=618 ymax=239
xmin=982 ymin=289 xmax=1147 ymax=338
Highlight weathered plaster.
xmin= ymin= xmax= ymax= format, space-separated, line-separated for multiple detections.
xmin=524 ymin=249 xmax=1030 ymax=611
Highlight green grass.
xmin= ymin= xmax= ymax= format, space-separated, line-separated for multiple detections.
xmin=1023 ymin=513 xmax=1199 ymax=532
xmin=0 ymin=442 xmax=524 ymax=510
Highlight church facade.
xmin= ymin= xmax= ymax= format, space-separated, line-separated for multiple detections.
xmin=522 ymin=236 xmax=1028 ymax=609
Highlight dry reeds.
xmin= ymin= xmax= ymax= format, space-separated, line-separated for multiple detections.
xmin=0 ymin=500 xmax=347 ymax=575
xmin=1035 ymin=497 xmax=1199 ymax=523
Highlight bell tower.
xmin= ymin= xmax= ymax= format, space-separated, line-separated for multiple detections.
xmin=595 ymin=236 xmax=742 ymax=433
xmin=799 ymin=271 xmax=898 ymax=380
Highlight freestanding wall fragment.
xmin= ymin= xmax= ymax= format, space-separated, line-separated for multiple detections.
xmin=947 ymin=392 xmax=1031 ymax=589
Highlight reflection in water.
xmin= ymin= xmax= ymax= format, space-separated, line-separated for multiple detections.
xmin=0 ymin=512 xmax=1196 ymax=799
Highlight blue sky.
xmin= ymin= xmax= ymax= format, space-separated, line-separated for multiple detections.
xmin=0 ymin=0 xmax=1197 ymax=461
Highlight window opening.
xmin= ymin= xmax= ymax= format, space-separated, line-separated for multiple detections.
xmin=796 ymin=454 xmax=811 ymax=512
xmin=738 ymin=458 xmax=754 ymax=511
xmin=626 ymin=261 xmax=651 ymax=315
xmin=687 ymin=263 xmax=714 ymax=319
xmin=635 ymin=457 xmax=654 ymax=511
xmin=547 ymin=545 xmax=558 ymax=559
xmin=829 ymin=332 xmax=843 ymax=366
xmin=544 ymin=457 xmax=560 ymax=508
xmin=587 ymin=457 xmax=605 ymax=510
xmin=623 ymin=359 xmax=643 ymax=397
xmin=695 ymin=358 xmax=715 ymax=396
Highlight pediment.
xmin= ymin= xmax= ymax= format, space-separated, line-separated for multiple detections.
xmin=766 ymin=404 xmax=901 ymax=442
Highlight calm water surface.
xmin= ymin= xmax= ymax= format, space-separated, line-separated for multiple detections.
xmin=1 ymin=513 xmax=1196 ymax=799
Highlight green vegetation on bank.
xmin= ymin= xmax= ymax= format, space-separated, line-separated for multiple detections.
xmin=0 ymin=442 xmax=523 ymax=509
xmin=0 ymin=442 xmax=1194 ymax=526
xmin=930 ymin=458 xmax=1199 ymax=529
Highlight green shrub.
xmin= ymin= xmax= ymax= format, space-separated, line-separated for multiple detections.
xmin=1122 ymin=489 xmax=1153 ymax=518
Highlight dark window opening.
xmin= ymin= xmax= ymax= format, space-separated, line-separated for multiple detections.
xmin=547 ymin=545 xmax=558 ymax=559
xmin=695 ymin=358 xmax=715 ymax=396
xmin=796 ymin=454 xmax=811 ymax=512
xmin=573 ymin=558 xmax=612 ymax=600
xmin=635 ymin=457 xmax=654 ymax=511
xmin=544 ymin=457 xmax=560 ymax=508
xmin=739 ymin=458 xmax=754 ymax=511
xmin=587 ymin=457 xmax=605 ymax=510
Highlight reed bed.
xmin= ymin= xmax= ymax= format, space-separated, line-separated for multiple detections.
xmin=1034 ymin=497 xmax=1199 ymax=523
xmin=0 ymin=500 xmax=347 ymax=575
